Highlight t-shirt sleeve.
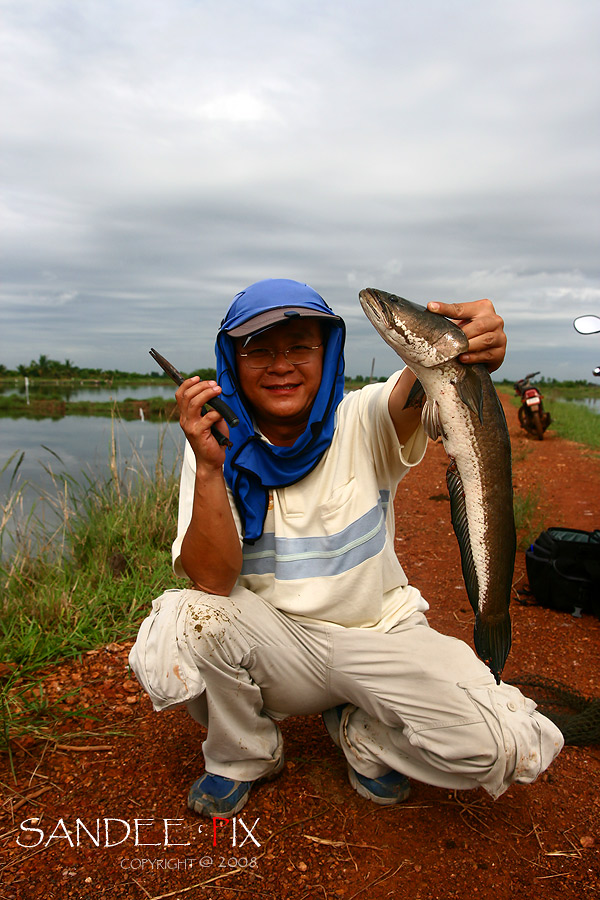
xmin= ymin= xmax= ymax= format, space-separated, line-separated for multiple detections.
xmin=171 ymin=441 xmax=196 ymax=577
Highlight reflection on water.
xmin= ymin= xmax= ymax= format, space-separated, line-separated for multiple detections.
xmin=0 ymin=382 xmax=177 ymax=403
xmin=0 ymin=415 xmax=185 ymax=552
xmin=565 ymin=397 xmax=600 ymax=414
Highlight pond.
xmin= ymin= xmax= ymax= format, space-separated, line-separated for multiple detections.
xmin=0 ymin=415 xmax=185 ymax=553
xmin=1 ymin=381 xmax=178 ymax=403
xmin=565 ymin=397 xmax=600 ymax=414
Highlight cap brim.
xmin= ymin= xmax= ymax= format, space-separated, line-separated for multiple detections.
xmin=226 ymin=306 xmax=341 ymax=339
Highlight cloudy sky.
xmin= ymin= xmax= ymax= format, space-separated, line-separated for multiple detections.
xmin=2 ymin=0 xmax=599 ymax=381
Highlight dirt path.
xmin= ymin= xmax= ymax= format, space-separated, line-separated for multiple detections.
xmin=1 ymin=397 xmax=599 ymax=899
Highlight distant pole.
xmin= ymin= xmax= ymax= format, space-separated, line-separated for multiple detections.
xmin=369 ymin=358 xmax=375 ymax=383
xmin=25 ymin=375 xmax=30 ymax=405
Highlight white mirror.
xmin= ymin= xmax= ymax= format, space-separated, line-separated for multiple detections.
xmin=573 ymin=315 xmax=600 ymax=334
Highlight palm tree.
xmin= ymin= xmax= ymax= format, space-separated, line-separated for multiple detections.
xmin=34 ymin=354 xmax=50 ymax=377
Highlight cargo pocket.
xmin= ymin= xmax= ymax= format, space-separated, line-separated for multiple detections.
xmin=457 ymin=678 xmax=563 ymax=798
xmin=128 ymin=589 xmax=206 ymax=711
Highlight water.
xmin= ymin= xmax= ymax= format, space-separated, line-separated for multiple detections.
xmin=1 ymin=381 xmax=177 ymax=403
xmin=0 ymin=415 xmax=185 ymax=552
xmin=0 ymin=416 xmax=184 ymax=481
xmin=565 ymin=397 xmax=600 ymax=414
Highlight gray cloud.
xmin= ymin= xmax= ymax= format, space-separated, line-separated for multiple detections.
xmin=1 ymin=0 xmax=600 ymax=382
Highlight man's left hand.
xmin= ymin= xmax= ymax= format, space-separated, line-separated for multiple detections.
xmin=427 ymin=299 xmax=506 ymax=373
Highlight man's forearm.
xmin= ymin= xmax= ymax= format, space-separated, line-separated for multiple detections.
xmin=180 ymin=468 xmax=243 ymax=595
xmin=388 ymin=368 xmax=423 ymax=444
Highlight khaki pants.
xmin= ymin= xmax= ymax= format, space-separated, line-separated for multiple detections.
xmin=129 ymin=587 xmax=563 ymax=799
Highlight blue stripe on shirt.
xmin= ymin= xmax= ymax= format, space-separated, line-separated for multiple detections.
xmin=241 ymin=490 xmax=390 ymax=580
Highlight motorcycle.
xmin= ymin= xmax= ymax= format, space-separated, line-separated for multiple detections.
xmin=573 ymin=315 xmax=600 ymax=377
xmin=514 ymin=371 xmax=551 ymax=440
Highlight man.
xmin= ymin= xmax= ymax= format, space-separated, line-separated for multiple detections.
xmin=130 ymin=278 xmax=563 ymax=818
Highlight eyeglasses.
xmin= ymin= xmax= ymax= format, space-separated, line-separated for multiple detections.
xmin=237 ymin=344 xmax=323 ymax=369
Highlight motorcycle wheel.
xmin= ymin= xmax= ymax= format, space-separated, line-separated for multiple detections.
xmin=532 ymin=410 xmax=544 ymax=440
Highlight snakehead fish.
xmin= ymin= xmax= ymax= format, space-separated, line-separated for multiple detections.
xmin=359 ymin=288 xmax=515 ymax=683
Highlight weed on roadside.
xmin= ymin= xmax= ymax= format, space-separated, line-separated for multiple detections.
xmin=513 ymin=484 xmax=547 ymax=550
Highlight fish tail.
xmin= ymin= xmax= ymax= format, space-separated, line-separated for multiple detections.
xmin=474 ymin=612 xmax=512 ymax=685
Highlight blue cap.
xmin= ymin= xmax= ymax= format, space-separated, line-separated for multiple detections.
xmin=220 ymin=278 xmax=342 ymax=338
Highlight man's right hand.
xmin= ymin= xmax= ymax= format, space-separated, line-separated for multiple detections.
xmin=176 ymin=378 xmax=230 ymax=468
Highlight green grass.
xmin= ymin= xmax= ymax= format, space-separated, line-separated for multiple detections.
xmin=497 ymin=384 xmax=600 ymax=450
xmin=0 ymin=429 xmax=181 ymax=672
xmin=0 ymin=422 xmax=182 ymax=763
xmin=513 ymin=484 xmax=547 ymax=550
xmin=0 ymin=668 xmax=93 ymax=778
xmin=541 ymin=397 xmax=600 ymax=449
xmin=0 ymin=392 xmax=178 ymax=420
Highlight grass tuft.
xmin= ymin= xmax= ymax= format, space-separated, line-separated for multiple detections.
xmin=0 ymin=419 xmax=181 ymax=672
xmin=499 ymin=384 xmax=600 ymax=451
xmin=541 ymin=397 xmax=600 ymax=450
xmin=0 ymin=418 xmax=182 ymax=761
xmin=513 ymin=484 xmax=547 ymax=550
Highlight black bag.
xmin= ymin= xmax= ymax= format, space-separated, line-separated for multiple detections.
xmin=525 ymin=528 xmax=600 ymax=616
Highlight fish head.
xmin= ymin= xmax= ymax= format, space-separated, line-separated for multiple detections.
xmin=359 ymin=288 xmax=469 ymax=368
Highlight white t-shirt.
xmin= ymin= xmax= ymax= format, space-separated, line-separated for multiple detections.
xmin=172 ymin=370 xmax=429 ymax=632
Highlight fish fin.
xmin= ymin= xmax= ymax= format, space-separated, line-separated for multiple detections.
xmin=474 ymin=611 xmax=512 ymax=685
xmin=446 ymin=461 xmax=479 ymax=616
xmin=421 ymin=398 xmax=446 ymax=441
xmin=456 ymin=366 xmax=484 ymax=423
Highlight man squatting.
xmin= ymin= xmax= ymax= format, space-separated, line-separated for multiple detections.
xmin=130 ymin=278 xmax=563 ymax=818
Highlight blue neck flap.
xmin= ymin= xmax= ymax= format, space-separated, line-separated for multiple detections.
xmin=216 ymin=279 xmax=346 ymax=543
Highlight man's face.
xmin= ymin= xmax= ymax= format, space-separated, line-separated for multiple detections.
xmin=235 ymin=318 xmax=325 ymax=443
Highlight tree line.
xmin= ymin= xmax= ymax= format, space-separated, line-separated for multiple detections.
xmin=0 ymin=354 xmax=218 ymax=382
xmin=0 ymin=354 xmax=386 ymax=385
